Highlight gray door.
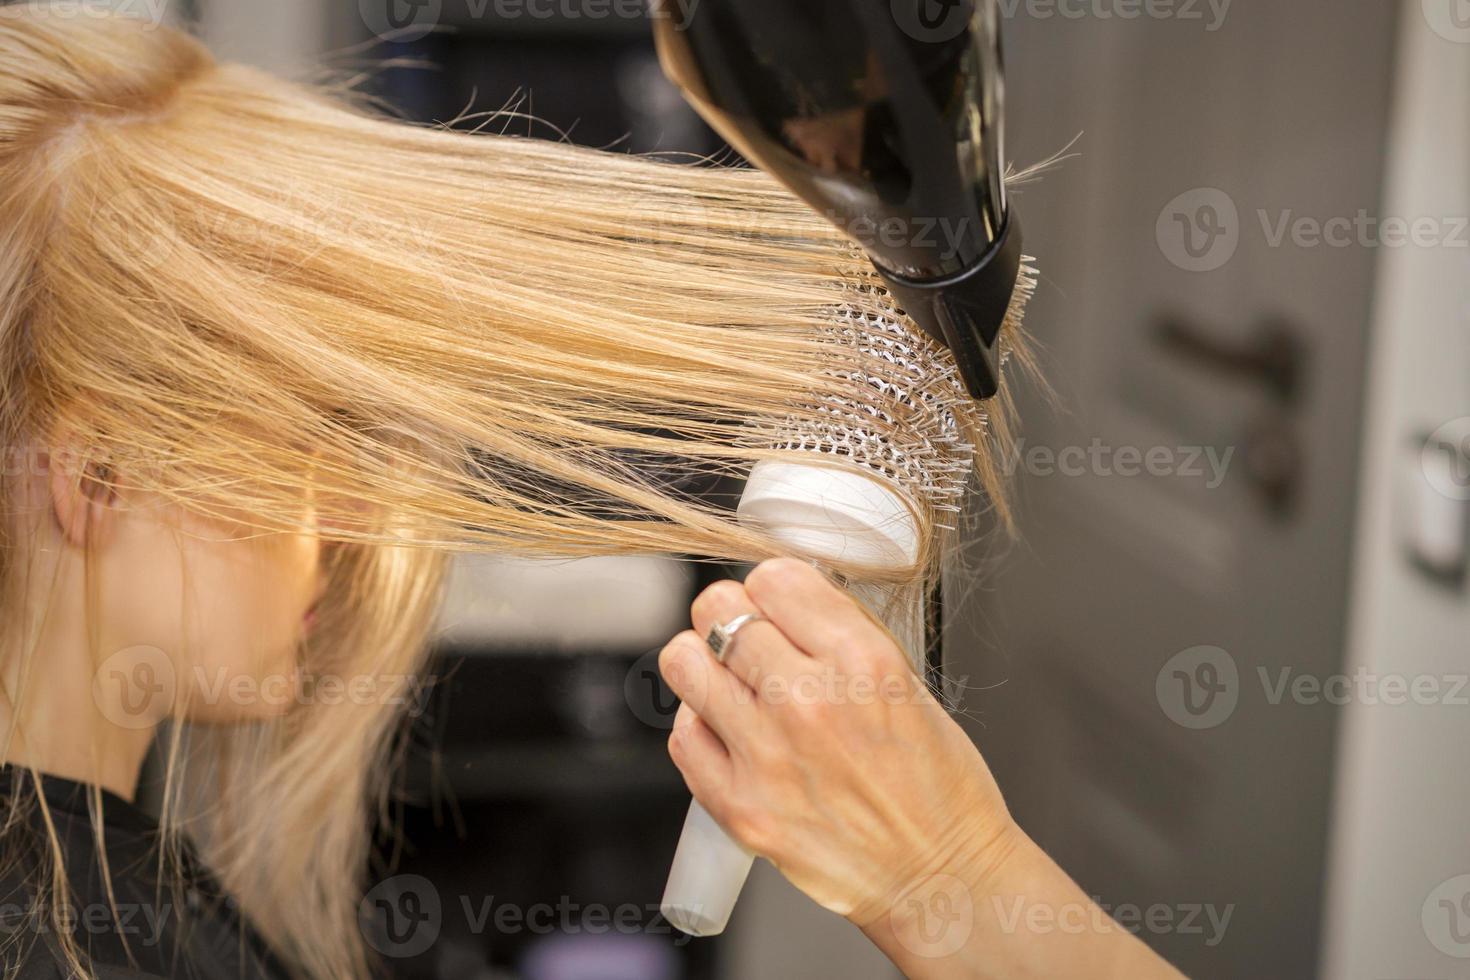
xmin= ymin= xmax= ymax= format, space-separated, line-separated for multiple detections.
xmin=953 ymin=4 xmax=1399 ymax=978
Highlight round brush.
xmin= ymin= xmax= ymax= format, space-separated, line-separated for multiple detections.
xmin=659 ymin=279 xmax=1004 ymax=937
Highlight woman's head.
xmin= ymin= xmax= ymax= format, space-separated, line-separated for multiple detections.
xmin=0 ymin=4 xmax=1029 ymax=978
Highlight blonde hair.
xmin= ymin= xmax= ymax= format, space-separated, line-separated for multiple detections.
xmin=0 ymin=4 xmax=1032 ymax=978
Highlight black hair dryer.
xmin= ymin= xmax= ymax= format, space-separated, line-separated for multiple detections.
xmin=652 ymin=0 xmax=1023 ymax=400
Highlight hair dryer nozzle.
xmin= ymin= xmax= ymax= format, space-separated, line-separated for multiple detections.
xmin=875 ymin=210 xmax=1023 ymax=400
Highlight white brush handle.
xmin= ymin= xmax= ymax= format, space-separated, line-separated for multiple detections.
xmin=659 ymin=459 xmax=920 ymax=937
xmin=660 ymin=798 xmax=756 ymax=937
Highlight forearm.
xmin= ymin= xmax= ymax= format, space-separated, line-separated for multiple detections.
xmin=859 ymin=825 xmax=1187 ymax=980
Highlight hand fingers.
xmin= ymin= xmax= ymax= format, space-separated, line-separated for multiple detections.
xmin=689 ymin=578 xmax=813 ymax=689
xmin=742 ymin=558 xmax=899 ymax=668
xmin=657 ymin=629 xmax=761 ymax=751
xmin=666 ymin=701 xmax=734 ymax=804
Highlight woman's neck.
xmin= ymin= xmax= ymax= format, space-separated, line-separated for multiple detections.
xmin=2 ymin=551 xmax=158 ymax=804
xmin=1 ymin=723 xmax=153 ymax=804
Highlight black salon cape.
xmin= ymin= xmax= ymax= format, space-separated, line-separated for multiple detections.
xmin=0 ymin=765 xmax=292 ymax=979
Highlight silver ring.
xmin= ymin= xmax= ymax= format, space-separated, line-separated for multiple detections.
xmin=706 ymin=613 xmax=767 ymax=664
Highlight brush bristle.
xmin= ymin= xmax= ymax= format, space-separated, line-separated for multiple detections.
xmin=743 ymin=258 xmax=1037 ymax=533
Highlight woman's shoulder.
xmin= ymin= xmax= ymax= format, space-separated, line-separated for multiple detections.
xmin=0 ymin=766 xmax=295 ymax=980
xmin=0 ymin=800 xmax=291 ymax=980
xmin=0 ymin=868 xmax=173 ymax=980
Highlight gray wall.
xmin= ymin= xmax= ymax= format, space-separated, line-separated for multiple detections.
xmin=1322 ymin=8 xmax=1470 ymax=978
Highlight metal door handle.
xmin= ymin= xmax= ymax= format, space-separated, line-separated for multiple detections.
xmin=1153 ymin=314 xmax=1310 ymax=517
xmin=1154 ymin=315 xmax=1306 ymax=406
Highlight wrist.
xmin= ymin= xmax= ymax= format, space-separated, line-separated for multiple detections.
xmin=859 ymin=821 xmax=1186 ymax=980
xmin=853 ymin=817 xmax=1037 ymax=976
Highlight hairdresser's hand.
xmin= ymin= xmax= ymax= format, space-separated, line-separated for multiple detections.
xmin=657 ymin=557 xmax=1016 ymax=928
xmin=658 ymin=558 xmax=1186 ymax=980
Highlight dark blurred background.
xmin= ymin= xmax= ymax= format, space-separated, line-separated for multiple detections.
xmin=171 ymin=1 xmax=1470 ymax=978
